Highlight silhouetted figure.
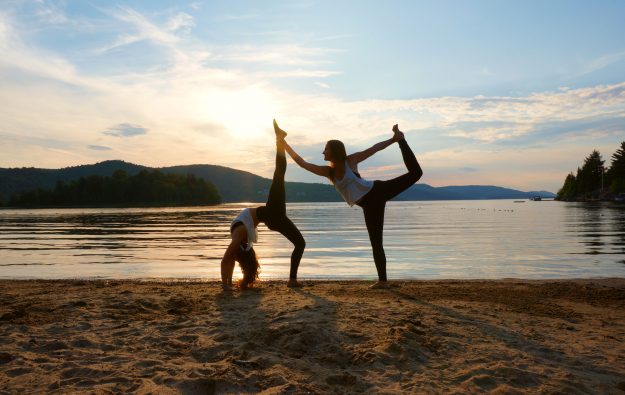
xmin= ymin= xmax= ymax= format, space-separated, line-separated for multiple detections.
xmin=220 ymin=123 xmax=305 ymax=290
xmin=279 ymin=121 xmax=422 ymax=288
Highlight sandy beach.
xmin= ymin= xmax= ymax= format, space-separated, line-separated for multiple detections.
xmin=1 ymin=279 xmax=624 ymax=394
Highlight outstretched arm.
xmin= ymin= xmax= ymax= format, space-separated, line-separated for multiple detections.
xmin=283 ymin=140 xmax=331 ymax=179
xmin=221 ymin=226 xmax=246 ymax=290
xmin=347 ymin=137 xmax=395 ymax=166
xmin=347 ymin=124 xmax=404 ymax=166
xmin=221 ymin=241 xmax=237 ymax=290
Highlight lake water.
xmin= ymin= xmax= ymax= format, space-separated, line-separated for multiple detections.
xmin=1 ymin=201 xmax=624 ymax=280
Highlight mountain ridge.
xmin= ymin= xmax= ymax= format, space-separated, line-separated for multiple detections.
xmin=0 ymin=160 xmax=556 ymax=204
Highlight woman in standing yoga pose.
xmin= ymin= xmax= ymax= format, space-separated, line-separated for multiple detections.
xmin=220 ymin=123 xmax=305 ymax=290
xmin=277 ymin=120 xmax=422 ymax=288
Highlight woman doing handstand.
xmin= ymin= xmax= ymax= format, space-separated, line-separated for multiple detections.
xmin=220 ymin=123 xmax=305 ymax=290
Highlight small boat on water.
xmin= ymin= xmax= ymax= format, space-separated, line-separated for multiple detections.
xmin=530 ymin=196 xmax=542 ymax=201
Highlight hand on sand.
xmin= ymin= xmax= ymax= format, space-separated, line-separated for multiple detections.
xmin=287 ymin=279 xmax=303 ymax=288
xmin=273 ymin=119 xmax=287 ymax=140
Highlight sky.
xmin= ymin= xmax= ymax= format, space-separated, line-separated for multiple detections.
xmin=1 ymin=0 xmax=624 ymax=192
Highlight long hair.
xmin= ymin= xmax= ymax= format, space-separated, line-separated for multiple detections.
xmin=236 ymin=247 xmax=260 ymax=288
xmin=326 ymin=140 xmax=347 ymax=180
xmin=326 ymin=139 xmax=347 ymax=162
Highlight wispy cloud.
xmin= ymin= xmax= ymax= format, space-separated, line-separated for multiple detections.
xmin=88 ymin=145 xmax=112 ymax=151
xmin=166 ymin=12 xmax=194 ymax=33
xmin=261 ymin=69 xmax=340 ymax=78
xmin=212 ymin=44 xmax=339 ymax=66
xmin=103 ymin=123 xmax=148 ymax=137
xmin=0 ymin=12 xmax=12 ymax=48
xmin=34 ymin=1 xmax=68 ymax=25
xmin=577 ymin=49 xmax=625 ymax=77
xmin=95 ymin=6 xmax=184 ymax=54
xmin=0 ymin=11 xmax=109 ymax=90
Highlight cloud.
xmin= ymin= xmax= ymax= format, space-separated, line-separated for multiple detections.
xmin=469 ymin=97 xmax=532 ymax=110
xmin=577 ymin=50 xmax=625 ymax=77
xmin=460 ymin=167 xmax=479 ymax=172
xmin=0 ymin=11 xmax=104 ymax=90
xmin=0 ymin=12 xmax=11 ymax=48
xmin=34 ymin=1 xmax=69 ymax=25
xmin=102 ymin=123 xmax=148 ymax=137
xmin=492 ymin=114 xmax=625 ymax=147
xmin=212 ymin=44 xmax=339 ymax=67
xmin=88 ymin=145 xmax=112 ymax=151
xmin=261 ymin=69 xmax=340 ymax=78
xmin=166 ymin=12 xmax=194 ymax=33
xmin=95 ymin=6 xmax=182 ymax=53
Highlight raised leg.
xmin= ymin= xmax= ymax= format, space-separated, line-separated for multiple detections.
xmin=265 ymin=139 xmax=287 ymax=216
xmin=376 ymin=139 xmax=423 ymax=203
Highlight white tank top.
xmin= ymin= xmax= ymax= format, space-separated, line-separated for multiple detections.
xmin=230 ymin=208 xmax=257 ymax=251
xmin=333 ymin=161 xmax=374 ymax=206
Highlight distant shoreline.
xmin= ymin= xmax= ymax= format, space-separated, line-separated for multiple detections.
xmin=0 ymin=197 xmax=563 ymax=210
xmin=0 ymin=202 xmax=222 ymax=210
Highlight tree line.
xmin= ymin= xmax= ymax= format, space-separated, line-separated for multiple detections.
xmin=4 ymin=169 xmax=221 ymax=207
xmin=556 ymin=141 xmax=625 ymax=201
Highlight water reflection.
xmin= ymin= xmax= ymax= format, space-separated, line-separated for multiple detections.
xmin=1 ymin=202 xmax=625 ymax=279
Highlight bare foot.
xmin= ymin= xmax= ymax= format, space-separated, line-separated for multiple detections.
xmin=392 ymin=124 xmax=404 ymax=142
xmin=273 ymin=119 xmax=287 ymax=139
xmin=369 ymin=281 xmax=391 ymax=289
xmin=222 ymin=284 xmax=234 ymax=292
xmin=287 ymin=279 xmax=302 ymax=288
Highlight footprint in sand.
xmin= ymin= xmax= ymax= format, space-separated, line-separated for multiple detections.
xmin=325 ymin=373 xmax=358 ymax=386
xmin=6 ymin=367 xmax=31 ymax=377
xmin=69 ymin=338 xmax=96 ymax=348
xmin=0 ymin=352 xmax=14 ymax=365
xmin=176 ymin=378 xmax=216 ymax=395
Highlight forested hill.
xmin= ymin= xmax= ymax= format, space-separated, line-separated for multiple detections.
xmin=0 ymin=160 xmax=339 ymax=204
xmin=161 ymin=164 xmax=339 ymax=202
xmin=0 ymin=160 xmax=555 ymax=204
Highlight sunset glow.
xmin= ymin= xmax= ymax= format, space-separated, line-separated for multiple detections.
xmin=1 ymin=1 xmax=624 ymax=192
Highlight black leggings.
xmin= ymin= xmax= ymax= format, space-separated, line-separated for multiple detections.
xmin=256 ymin=143 xmax=305 ymax=279
xmin=356 ymin=139 xmax=422 ymax=281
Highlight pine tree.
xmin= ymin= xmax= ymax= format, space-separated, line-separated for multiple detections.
xmin=575 ymin=150 xmax=604 ymax=197
xmin=607 ymin=141 xmax=625 ymax=193
xmin=556 ymin=173 xmax=577 ymax=201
